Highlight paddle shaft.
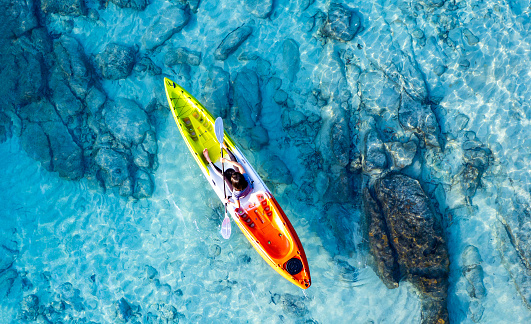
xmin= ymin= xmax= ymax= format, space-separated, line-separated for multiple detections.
xmin=221 ymin=146 xmax=228 ymax=205
xmin=214 ymin=117 xmax=231 ymax=239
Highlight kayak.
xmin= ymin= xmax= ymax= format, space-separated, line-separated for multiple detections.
xmin=164 ymin=77 xmax=311 ymax=289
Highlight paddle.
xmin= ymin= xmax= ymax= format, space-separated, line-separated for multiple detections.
xmin=215 ymin=117 xmax=231 ymax=239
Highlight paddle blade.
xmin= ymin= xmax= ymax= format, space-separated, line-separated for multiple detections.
xmin=220 ymin=215 xmax=231 ymax=239
xmin=214 ymin=117 xmax=224 ymax=146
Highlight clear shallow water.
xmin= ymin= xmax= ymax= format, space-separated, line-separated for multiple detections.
xmin=2 ymin=0 xmax=531 ymax=323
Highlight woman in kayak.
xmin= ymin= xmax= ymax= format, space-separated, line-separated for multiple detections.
xmin=203 ymin=146 xmax=252 ymax=205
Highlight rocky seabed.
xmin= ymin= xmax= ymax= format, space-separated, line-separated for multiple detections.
xmin=1 ymin=0 xmax=531 ymax=323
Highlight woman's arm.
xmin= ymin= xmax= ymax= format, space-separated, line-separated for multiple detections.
xmin=221 ymin=158 xmax=246 ymax=174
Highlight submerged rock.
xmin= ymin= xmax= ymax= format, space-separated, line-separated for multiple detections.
xmin=160 ymin=304 xmax=179 ymax=320
xmin=244 ymin=0 xmax=273 ymax=18
xmin=50 ymin=77 xmax=84 ymax=121
xmin=20 ymin=294 xmax=39 ymax=321
xmin=93 ymin=43 xmax=136 ymax=80
xmin=359 ymin=71 xmax=401 ymax=115
xmin=258 ymin=151 xmax=292 ymax=185
xmin=142 ymin=6 xmax=190 ymax=50
xmin=364 ymin=173 xmax=449 ymax=323
xmin=0 ymin=269 xmax=18 ymax=299
xmin=385 ymin=140 xmax=417 ymax=170
xmin=214 ymin=25 xmax=253 ymax=60
xmin=420 ymin=0 xmax=446 ymax=8
xmin=320 ymin=3 xmax=361 ymax=42
xmin=114 ymin=298 xmax=132 ymax=322
xmin=164 ymin=47 xmax=202 ymax=66
xmin=6 ymin=0 xmax=38 ymax=37
xmin=364 ymin=130 xmax=387 ymax=173
xmin=282 ymin=39 xmax=300 ymax=83
xmin=364 ymin=189 xmax=399 ymax=288
xmin=231 ymin=69 xmax=261 ymax=127
xmin=110 ymin=0 xmax=149 ymax=11
xmin=20 ymin=122 xmax=52 ymax=171
xmin=313 ymin=45 xmax=350 ymax=103
xmin=53 ymin=35 xmax=92 ymax=99
xmin=281 ymin=294 xmax=308 ymax=317
xmin=42 ymin=121 xmax=84 ymax=180
xmin=134 ymin=57 xmax=162 ymax=75
xmin=316 ymin=103 xmax=350 ymax=201
xmin=95 ymin=148 xmax=130 ymax=188
xmin=202 ymin=67 xmax=231 ymax=119
xmin=399 ymin=95 xmax=441 ymax=148
xmin=103 ymin=98 xmax=151 ymax=148
xmin=496 ymin=186 xmax=531 ymax=310
xmin=146 ymin=265 xmax=158 ymax=279
xmin=134 ymin=169 xmax=154 ymax=198
xmin=41 ymin=0 xmax=87 ymax=17
xmin=462 ymin=245 xmax=486 ymax=322
xmin=317 ymin=103 xmax=349 ymax=167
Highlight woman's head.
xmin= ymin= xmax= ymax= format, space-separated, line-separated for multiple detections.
xmin=231 ymin=172 xmax=248 ymax=191
xmin=223 ymin=168 xmax=235 ymax=179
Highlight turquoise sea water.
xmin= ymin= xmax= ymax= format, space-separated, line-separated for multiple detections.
xmin=2 ymin=0 xmax=531 ymax=323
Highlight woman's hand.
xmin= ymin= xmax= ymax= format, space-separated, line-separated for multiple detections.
xmin=221 ymin=158 xmax=233 ymax=164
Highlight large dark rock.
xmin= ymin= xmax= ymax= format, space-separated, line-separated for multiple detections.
xmin=214 ymin=25 xmax=253 ymax=60
xmin=364 ymin=173 xmax=449 ymax=323
xmin=41 ymin=0 xmax=86 ymax=17
xmin=93 ymin=43 xmax=136 ymax=80
xmin=141 ymin=6 xmax=190 ymax=50
xmin=364 ymin=188 xmax=399 ymax=288
xmin=320 ymin=3 xmax=361 ymax=42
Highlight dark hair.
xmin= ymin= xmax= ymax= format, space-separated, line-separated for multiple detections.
xmin=231 ymin=172 xmax=248 ymax=191
xmin=223 ymin=168 xmax=235 ymax=179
